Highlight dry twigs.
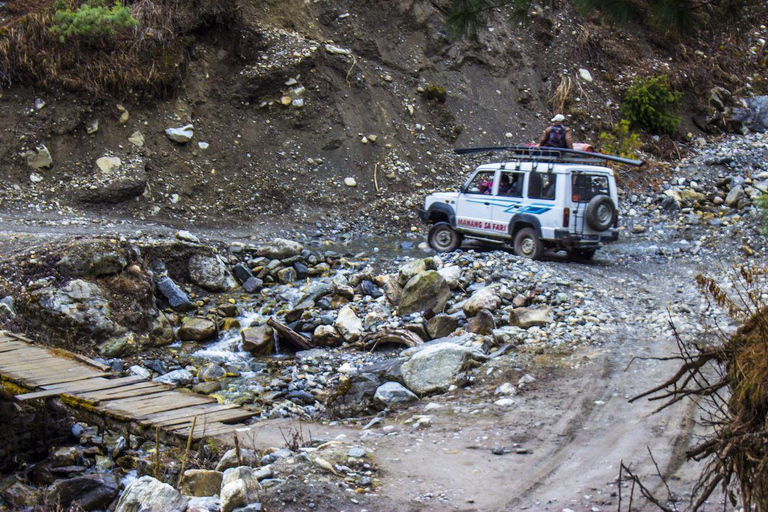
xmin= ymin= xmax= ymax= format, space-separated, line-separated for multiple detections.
xmin=627 ymin=265 xmax=768 ymax=510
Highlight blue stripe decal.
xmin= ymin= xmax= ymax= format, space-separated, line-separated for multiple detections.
xmin=467 ymin=199 xmax=552 ymax=215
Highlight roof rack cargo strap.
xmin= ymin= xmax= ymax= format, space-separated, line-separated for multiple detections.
xmin=453 ymin=145 xmax=644 ymax=166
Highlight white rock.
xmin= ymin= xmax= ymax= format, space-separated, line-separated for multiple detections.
xmin=96 ymin=156 xmax=122 ymax=174
xmin=335 ymin=305 xmax=364 ymax=341
xmin=176 ymin=230 xmax=200 ymax=243
xmin=115 ymin=476 xmax=188 ymax=512
xmin=30 ymin=173 xmax=43 ymax=183
xmin=494 ymin=398 xmax=515 ymax=407
xmin=325 ymin=44 xmax=351 ymax=55
xmin=128 ymin=131 xmax=145 ymax=147
xmin=579 ymin=68 xmax=593 ymax=82
xmin=198 ymin=141 xmax=210 ymax=150
xmin=165 ymin=124 xmax=194 ymax=143
xmin=344 ymin=177 xmax=357 ymax=187
xmin=494 ymin=383 xmax=516 ymax=395
xmin=23 ymin=145 xmax=53 ymax=169
xmin=35 ymin=98 xmax=46 ymax=109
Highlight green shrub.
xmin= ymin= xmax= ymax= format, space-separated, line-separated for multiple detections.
xmin=599 ymin=119 xmax=641 ymax=158
xmin=51 ymin=0 xmax=138 ymax=45
xmin=620 ymin=75 xmax=683 ymax=136
xmin=424 ymin=83 xmax=447 ymax=103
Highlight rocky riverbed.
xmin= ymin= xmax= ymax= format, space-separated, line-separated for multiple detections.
xmin=0 ymin=132 xmax=766 ymax=511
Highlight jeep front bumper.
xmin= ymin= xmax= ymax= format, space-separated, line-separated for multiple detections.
xmin=554 ymin=229 xmax=619 ymax=247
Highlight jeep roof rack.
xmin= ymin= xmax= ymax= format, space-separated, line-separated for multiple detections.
xmin=453 ymin=145 xmax=644 ymax=166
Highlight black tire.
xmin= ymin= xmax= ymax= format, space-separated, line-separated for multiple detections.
xmin=567 ymin=248 xmax=597 ymax=261
xmin=584 ymin=195 xmax=617 ymax=231
xmin=428 ymin=222 xmax=462 ymax=252
xmin=513 ymin=228 xmax=544 ymax=260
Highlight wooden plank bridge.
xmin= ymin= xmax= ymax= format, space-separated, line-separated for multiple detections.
xmin=0 ymin=331 xmax=256 ymax=443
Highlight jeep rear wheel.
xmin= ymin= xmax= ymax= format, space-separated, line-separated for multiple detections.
xmin=513 ymin=228 xmax=544 ymax=260
xmin=428 ymin=222 xmax=462 ymax=252
xmin=584 ymin=195 xmax=617 ymax=231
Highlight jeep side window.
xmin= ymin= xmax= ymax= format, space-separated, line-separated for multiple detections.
xmin=467 ymin=171 xmax=496 ymax=195
xmin=497 ymin=172 xmax=523 ymax=197
xmin=572 ymin=174 xmax=610 ymax=203
xmin=528 ymin=173 xmax=557 ymax=200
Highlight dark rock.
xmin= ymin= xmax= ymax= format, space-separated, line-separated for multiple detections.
xmin=156 ymin=276 xmax=195 ymax=312
xmin=396 ymin=271 xmax=450 ymax=316
xmin=329 ymin=372 xmax=382 ymax=417
xmin=359 ymin=280 xmax=383 ymax=298
xmin=293 ymin=262 xmax=309 ymax=279
xmin=48 ymin=473 xmax=119 ymax=511
xmin=287 ymin=390 xmax=315 ymax=405
xmin=242 ymin=277 xmax=264 ymax=293
xmin=233 ymin=263 xmax=255 ymax=284
xmin=77 ymin=166 xmax=148 ymax=204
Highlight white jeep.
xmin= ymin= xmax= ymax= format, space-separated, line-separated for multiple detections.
xmin=418 ymin=146 xmax=642 ymax=260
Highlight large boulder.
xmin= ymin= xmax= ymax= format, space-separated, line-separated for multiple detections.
xmin=463 ymin=287 xmax=502 ymax=317
xmin=400 ymin=342 xmax=479 ymax=395
xmin=0 ymin=482 xmax=40 ymax=508
xmin=177 ymin=317 xmax=217 ymax=341
xmin=220 ymin=467 xmax=261 ymax=512
xmin=180 ymin=469 xmax=223 ymax=498
xmin=396 ymin=271 xmax=450 ymax=316
xmin=241 ymin=325 xmax=274 ymax=355
xmin=57 ymin=239 xmax=127 ymax=277
xmin=189 ymin=254 xmax=237 ymax=292
xmin=508 ymin=306 xmax=554 ymax=328
xmin=30 ymin=280 xmax=117 ymax=340
xmin=48 ymin=473 xmax=119 ymax=511
xmin=729 ymin=95 xmax=768 ymax=133
xmin=334 ymin=305 xmax=364 ymax=341
xmin=115 ymin=476 xmax=188 ymax=512
xmin=725 ymin=185 xmax=746 ymax=207
xmin=256 ymin=238 xmax=303 ymax=259
xmin=154 ymin=369 xmax=193 ymax=387
xmin=398 ymin=258 xmax=433 ymax=286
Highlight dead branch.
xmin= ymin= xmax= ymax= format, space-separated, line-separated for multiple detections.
xmin=345 ymin=329 xmax=424 ymax=351
xmin=267 ymin=318 xmax=314 ymax=351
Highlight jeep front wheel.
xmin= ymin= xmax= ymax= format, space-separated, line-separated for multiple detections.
xmin=513 ymin=228 xmax=544 ymax=260
xmin=428 ymin=222 xmax=462 ymax=252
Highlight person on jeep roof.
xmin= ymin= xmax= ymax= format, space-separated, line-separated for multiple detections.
xmin=539 ymin=114 xmax=573 ymax=149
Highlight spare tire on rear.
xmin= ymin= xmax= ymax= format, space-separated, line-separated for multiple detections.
xmin=584 ymin=195 xmax=617 ymax=231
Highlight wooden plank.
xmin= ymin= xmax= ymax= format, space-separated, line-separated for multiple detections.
xmin=9 ymin=365 xmax=96 ymax=379
xmin=178 ymin=422 xmax=250 ymax=439
xmin=80 ymin=383 xmax=169 ymax=402
xmin=150 ymin=405 xmax=242 ymax=427
xmin=0 ymin=342 xmax=31 ymax=353
xmin=48 ymin=348 xmax=111 ymax=372
xmin=27 ymin=372 xmax=110 ymax=387
xmin=0 ymin=351 xmax=58 ymax=364
xmin=87 ymin=383 xmax=172 ymax=402
xmin=165 ymin=409 xmax=256 ymax=430
xmin=0 ymin=359 xmax=82 ymax=372
xmin=138 ymin=403 xmax=234 ymax=426
xmin=106 ymin=393 xmax=215 ymax=417
xmin=44 ymin=375 xmax=146 ymax=392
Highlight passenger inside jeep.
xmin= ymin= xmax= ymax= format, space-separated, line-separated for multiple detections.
xmin=468 ymin=171 xmax=496 ymax=194
xmin=528 ymin=173 xmax=558 ymax=200
xmin=498 ymin=172 xmax=523 ymax=197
